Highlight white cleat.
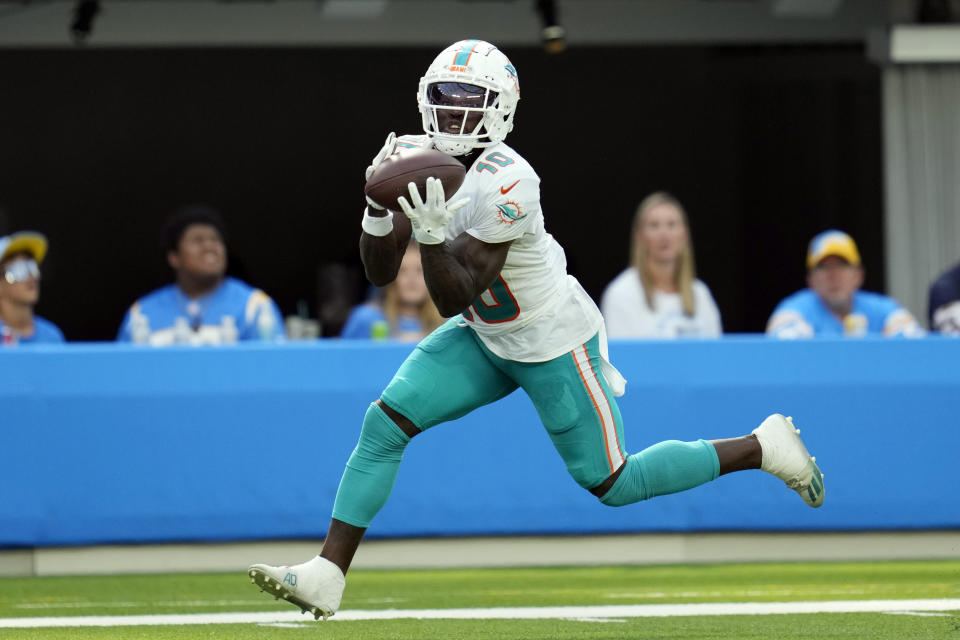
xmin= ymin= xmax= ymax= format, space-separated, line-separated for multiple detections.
xmin=752 ymin=414 xmax=824 ymax=508
xmin=248 ymin=556 xmax=345 ymax=621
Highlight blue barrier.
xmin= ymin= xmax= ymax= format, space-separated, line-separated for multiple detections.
xmin=1 ymin=337 xmax=957 ymax=547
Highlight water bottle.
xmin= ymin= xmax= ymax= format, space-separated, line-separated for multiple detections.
xmin=285 ymin=315 xmax=303 ymax=340
xmin=220 ymin=315 xmax=238 ymax=344
xmin=370 ymin=320 xmax=390 ymax=341
xmin=257 ymin=309 xmax=276 ymax=342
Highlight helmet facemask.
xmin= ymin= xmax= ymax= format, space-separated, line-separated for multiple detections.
xmin=420 ymin=81 xmax=504 ymax=155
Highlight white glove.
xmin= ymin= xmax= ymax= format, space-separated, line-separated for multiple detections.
xmin=366 ymin=195 xmax=386 ymax=211
xmin=398 ymin=177 xmax=470 ymax=245
xmin=364 ymin=132 xmax=398 ymax=211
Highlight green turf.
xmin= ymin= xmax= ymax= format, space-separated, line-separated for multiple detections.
xmin=1 ymin=560 xmax=957 ymax=617
xmin=0 ymin=560 xmax=957 ymax=639
xmin=0 ymin=614 xmax=958 ymax=640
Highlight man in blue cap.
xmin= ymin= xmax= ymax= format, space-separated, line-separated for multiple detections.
xmin=767 ymin=230 xmax=921 ymax=338
xmin=0 ymin=231 xmax=64 ymax=345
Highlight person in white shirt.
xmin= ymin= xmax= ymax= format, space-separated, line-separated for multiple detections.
xmin=248 ymin=40 xmax=822 ymax=622
xmin=601 ymin=192 xmax=721 ymax=338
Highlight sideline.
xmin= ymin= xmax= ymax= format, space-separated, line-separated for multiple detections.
xmin=3 ymin=531 xmax=960 ymax=577
xmin=1 ymin=599 xmax=959 ymax=628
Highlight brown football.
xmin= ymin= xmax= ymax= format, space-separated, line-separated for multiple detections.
xmin=364 ymin=148 xmax=466 ymax=212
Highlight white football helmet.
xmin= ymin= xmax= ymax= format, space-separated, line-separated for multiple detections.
xmin=418 ymin=40 xmax=520 ymax=156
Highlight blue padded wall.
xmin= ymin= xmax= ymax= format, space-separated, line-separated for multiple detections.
xmin=1 ymin=337 xmax=957 ymax=547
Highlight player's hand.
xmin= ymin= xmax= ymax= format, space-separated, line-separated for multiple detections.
xmin=365 ymin=132 xmax=397 ymax=182
xmin=398 ymin=177 xmax=470 ymax=245
xmin=364 ymin=133 xmax=398 ymax=211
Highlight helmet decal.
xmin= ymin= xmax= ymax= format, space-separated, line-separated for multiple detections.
xmin=450 ymin=39 xmax=480 ymax=69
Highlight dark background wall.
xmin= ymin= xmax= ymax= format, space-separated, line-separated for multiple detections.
xmin=0 ymin=44 xmax=882 ymax=340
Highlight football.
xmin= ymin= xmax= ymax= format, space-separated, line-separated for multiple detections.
xmin=364 ymin=148 xmax=466 ymax=212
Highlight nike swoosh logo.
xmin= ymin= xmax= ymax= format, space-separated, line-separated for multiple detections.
xmin=500 ymin=180 xmax=520 ymax=194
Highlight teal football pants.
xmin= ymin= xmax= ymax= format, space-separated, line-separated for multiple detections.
xmin=331 ymin=319 xmax=720 ymax=528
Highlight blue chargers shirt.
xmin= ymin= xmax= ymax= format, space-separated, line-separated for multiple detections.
xmin=117 ymin=277 xmax=284 ymax=345
xmin=340 ymin=304 xmax=424 ymax=341
xmin=1 ymin=316 xmax=65 ymax=345
xmin=767 ymin=289 xmax=922 ymax=338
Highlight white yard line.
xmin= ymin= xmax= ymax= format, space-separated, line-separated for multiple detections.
xmin=0 ymin=599 xmax=958 ymax=627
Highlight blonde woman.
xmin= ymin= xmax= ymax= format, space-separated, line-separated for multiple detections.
xmin=600 ymin=192 xmax=721 ymax=338
xmin=340 ymin=240 xmax=443 ymax=341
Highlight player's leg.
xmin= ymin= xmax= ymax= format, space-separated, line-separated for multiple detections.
xmin=250 ymin=319 xmax=517 ymax=619
xmin=589 ymin=415 xmax=821 ymax=507
xmin=312 ymin=398 xmax=439 ymax=576
xmin=505 ymin=332 xmax=823 ymax=508
xmin=329 ymin=320 xmax=517 ymax=542
xmin=591 ymin=418 xmax=821 ymax=508
xmin=488 ymin=332 xmax=718 ymax=501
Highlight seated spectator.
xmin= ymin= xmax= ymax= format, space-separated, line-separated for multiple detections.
xmin=767 ymin=229 xmax=922 ymax=338
xmin=600 ymin=191 xmax=721 ymax=338
xmin=340 ymin=240 xmax=443 ymax=341
xmin=316 ymin=262 xmax=362 ymax=338
xmin=0 ymin=231 xmax=65 ymax=345
xmin=929 ymin=262 xmax=960 ymax=334
xmin=117 ymin=205 xmax=284 ymax=346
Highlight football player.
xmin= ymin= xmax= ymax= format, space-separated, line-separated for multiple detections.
xmin=249 ymin=39 xmax=825 ymax=620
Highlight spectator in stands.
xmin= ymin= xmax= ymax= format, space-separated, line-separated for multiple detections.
xmin=340 ymin=240 xmax=443 ymax=341
xmin=767 ymin=229 xmax=922 ymax=338
xmin=317 ymin=262 xmax=363 ymax=338
xmin=0 ymin=231 xmax=65 ymax=345
xmin=928 ymin=261 xmax=960 ymax=334
xmin=116 ymin=205 xmax=285 ymax=345
xmin=600 ymin=191 xmax=721 ymax=338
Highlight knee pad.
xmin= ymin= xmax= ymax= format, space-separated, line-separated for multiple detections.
xmin=354 ymin=402 xmax=411 ymax=463
xmin=599 ymin=455 xmax=648 ymax=507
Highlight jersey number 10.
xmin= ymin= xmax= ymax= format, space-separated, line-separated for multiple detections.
xmin=475 ymin=152 xmax=515 ymax=174
xmin=462 ymin=275 xmax=520 ymax=323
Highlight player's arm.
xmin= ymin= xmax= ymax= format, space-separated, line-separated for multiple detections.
xmin=359 ymin=210 xmax=412 ymax=286
xmin=357 ymin=131 xmax=414 ymax=286
xmin=420 ymin=234 xmax=512 ymax=317
xmin=396 ymin=176 xmax=502 ymax=317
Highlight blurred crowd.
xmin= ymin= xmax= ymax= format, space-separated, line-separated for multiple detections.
xmin=2 ymin=193 xmax=957 ymax=348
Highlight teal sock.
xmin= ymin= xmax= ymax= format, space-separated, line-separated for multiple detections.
xmin=600 ymin=439 xmax=720 ymax=507
xmin=331 ymin=403 xmax=411 ymax=528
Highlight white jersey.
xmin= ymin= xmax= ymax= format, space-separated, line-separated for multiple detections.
xmin=397 ymin=135 xmax=603 ymax=363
